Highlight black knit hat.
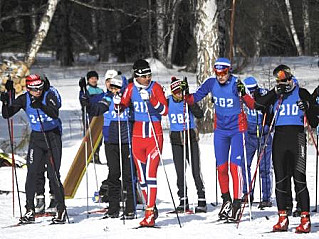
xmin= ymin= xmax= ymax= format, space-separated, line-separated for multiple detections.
xmin=86 ymin=71 xmax=99 ymax=80
xmin=133 ymin=59 xmax=151 ymax=77
xmin=273 ymin=65 xmax=292 ymax=80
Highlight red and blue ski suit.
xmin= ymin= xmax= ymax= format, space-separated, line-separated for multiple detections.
xmin=120 ymin=81 xmax=168 ymax=208
xmin=187 ymin=75 xmax=254 ymax=200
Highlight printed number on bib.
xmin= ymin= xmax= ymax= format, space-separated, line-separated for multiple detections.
xmin=279 ymin=104 xmax=299 ymax=116
xmin=170 ymin=113 xmax=189 ymax=124
xmin=134 ymin=101 xmax=148 ymax=113
xmin=29 ymin=114 xmax=53 ymax=124
xmin=213 ymin=97 xmax=233 ymax=108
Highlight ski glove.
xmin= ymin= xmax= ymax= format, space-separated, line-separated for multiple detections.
xmin=0 ymin=92 xmax=9 ymax=105
xmin=113 ymin=93 xmax=121 ymax=105
xmin=79 ymin=91 xmax=90 ymax=107
xmin=180 ymin=80 xmax=189 ymax=94
xmin=297 ymin=100 xmax=309 ymax=111
xmin=313 ymin=85 xmax=319 ymax=99
xmin=43 ymin=76 xmax=50 ymax=91
xmin=5 ymin=80 xmax=14 ymax=91
xmin=139 ymin=89 xmax=149 ymax=100
xmin=79 ymin=77 xmax=87 ymax=91
xmin=30 ymin=95 xmax=43 ymax=109
xmin=237 ymin=80 xmax=246 ymax=96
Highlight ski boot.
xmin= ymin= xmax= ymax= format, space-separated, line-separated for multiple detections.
xmin=46 ymin=194 xmax=57 ymax=215
xmin=295 ymin=212 xmax=311 ymax=233
xmin=140 ymin=207 xmax=155 ymax=227
xmin=258 ymin=200 xmax=272 ymax=209
xmin=19 ymin=209 xmax=35 ymax=224
xmin=195 ymin=198 xmax=207 ymax=213
xmin=176 ymin=197 xmax=189 ymax=212
xmin=273 ymin=210 xmax=289 ymax=232
xmin=52 ymin=208 xmax=66 ymax=224
xmin=293 ymin=207 xmax=301 ymax=217
xmin=228 ymin=199 xmax=242 ymax=223
xmin=218 ymin=192 xmax=232 ymax=220
xmin=153 ymin=204 xmax=158 ymax=220
xmin=35 ymin=194 xmax=45 ymax=214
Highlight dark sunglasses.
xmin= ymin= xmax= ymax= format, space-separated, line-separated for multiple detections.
xmin=28 ymin=86 xmax=44 ymax=92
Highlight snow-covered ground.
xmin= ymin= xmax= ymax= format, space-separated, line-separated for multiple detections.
xmin=0 ymin=57 xmax=319 ymax=238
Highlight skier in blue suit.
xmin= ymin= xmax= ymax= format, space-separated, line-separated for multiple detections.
xmin=242 ymin=77 xmax=273 ymax=209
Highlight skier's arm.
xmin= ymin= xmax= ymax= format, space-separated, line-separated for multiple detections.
xmin=189 ymin=102 xmax=204 ymax=119
xmin=254 ymin=89 xmax=277 ymax=111
xmin=299 ymin=88 xmax=319 ymax=128
xmin=1 ymin=93 xmax=25 ymax=119
xmin=41 ymin=91 xmax=60 ymax=119
xmin=89 ymin=96 xmax=112 ymax=116
xmin=149 ymin=82 xmax=168 ymax=116
xmin=119 ymin=83 xmax=133 ymax=109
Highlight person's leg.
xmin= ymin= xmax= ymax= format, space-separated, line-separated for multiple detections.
xmin=104 ymin=143 xmax=121 ymax=217
xmin=122 ymin=143 xmax=134 ymax=216
xmin=260 ymin=134 xmax=273 ymax=204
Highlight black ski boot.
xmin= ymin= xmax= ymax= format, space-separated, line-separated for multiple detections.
xmin=20 ymin=209 xmax=35 ymax=224
xmin=176 ymin=197 xmax=189 ymax=212
xmin=218 ymin=193 xmax=232 ymax=220
xmin=52 ymin=208 xmax=66 ymax=224
xmin=195 ymin=198 xmax=207 ymax=213
xmin=293 ymin=207 xmax=302 ymax=217
xmin=228 ymin=199 xmax=242 ymax=223
xmin=258 ymin=200 xmax=272 ymax=209
xmin=35 ymin=194 xmax=45 ymax=214
xmin=46 ymin=194 xmax=57 ymax=215
xmin=154 ymin=204 xmax=158 ymax=219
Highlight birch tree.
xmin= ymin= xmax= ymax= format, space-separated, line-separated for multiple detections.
xmin=195 ymin=0 xmax=219 ymax=133
xmin=25 ymin=0 xmax=59 ymax=68
xmin=302 ymin=0 xmax=310 ymax=55
xmin=285 ymin=0 xmax=303 ymax=55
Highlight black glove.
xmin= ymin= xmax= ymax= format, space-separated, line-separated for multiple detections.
xmin=30 ymin=95 xmax=43 ymax=109
xmin=0 ymin=92 xmax=9 ymax=105
xmin=79 ymin=77 xmax=87 ymax=91
xmin=5 ymin=80 xmax=14 ymax=92
xmin=180 ymin=78 xmax=189 ymax=94
xmin=312 ymin=85 xmax=319 ymax=99
xmin=237 ymin=80 xmax=246 ymax=96
xmin=79 ymin=91 xmax=89 ymax=107
xmin=297 ymin=100 xmax=309 ymax=111
xmin=43 ymin=76 xmax=50 ymax=91
xmin=274 ymin=84 xmax=286 ymax=95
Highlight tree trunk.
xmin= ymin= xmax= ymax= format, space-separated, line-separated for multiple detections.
xmin=56 ymin=0 xmax=73 ymax=66
xmin=302 ymin=0 xmax=310 ymax=55
xmin=228 ymin=0 xmax=236 ymax=62
xmin=148 ymin=0 xmax=153 ymax=58
xmin=25 ymin=0 xmax=59 ymax=68
xmin=285 ymin=0 xmax=303 ymax=55
xmin=156 ymin=0 xmax=165 ymax=63
xmin=216 ymin=0 xmax=227 ymax=57
xmin=91 ymin=0 xmax=99 ymax=54
xmin=195 ymin=0 xmax=219 ymax=133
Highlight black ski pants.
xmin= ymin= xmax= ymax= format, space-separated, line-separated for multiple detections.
xmin=104 ymin=143 xmax=134 ymax=214
xmin=35 ymin=160 xmax=54 ymax=195
xmin=272 ymin=125 xmax=310 ymax=212
xmin=171 ymin=130 xmax=205 ymax=201
xmin=26 ymin=128 xmax=65 ymax=211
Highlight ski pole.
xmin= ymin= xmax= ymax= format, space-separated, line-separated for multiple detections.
xmin=238 ymin=94 xmax=252 ymax=221
xmin=144 ymin=100 xmax=182 ymax=228
xmin=126 ymin=116 xmax=137 ymax=218
xmin=182 ymin=93 xmax=188 ymax=213
xmin=315 ymin=131 xmax=319 ymax=212
xmin=36 ymin=109 xmax=70 ymax=223
xmin=6 ymin=87 xmax=22 ymax=219
xmin=237 ymin=96 xmax=283 ymax=228
xmin=85 ymin=113 xmax=99 ymax=200
xmin=117 ymin=105 xmax=126 ymax=224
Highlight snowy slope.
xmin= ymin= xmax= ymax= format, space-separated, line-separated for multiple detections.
xmin=0 ymin=57 xmax=319 ymax=238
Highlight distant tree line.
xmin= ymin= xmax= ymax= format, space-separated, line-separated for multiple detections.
xmin=0 ymin=0 xmax=318 ymax=69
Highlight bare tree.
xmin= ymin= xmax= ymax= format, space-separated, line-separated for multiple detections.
xmin=195 ymin=0 xmax=219 ymax=133
xmin=285 ymin=0 xmax=303 ymax=55
xmin=25 ymin=0 xmax=60 ymax=68
xmin=302 ymin=0 xmax=310 ymax=55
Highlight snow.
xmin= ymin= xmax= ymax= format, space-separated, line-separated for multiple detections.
xmin=1 ymin=56 xmax=319 ymax=238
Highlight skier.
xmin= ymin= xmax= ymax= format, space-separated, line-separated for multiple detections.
xmin=168 ymin=76 xmax=206 ymax=213
xmin=1 ymin=74 xmax=67 ymax=224
xmin=117 ymin=59 xmax=168 ymax=227
xmin=255 ymin=64 xmax=317 ymax=233
xmin=241 ymin=77 xmax=273 ymax=209
xmin=182 ymin=58 xmax=255 ymax=222
xmin=79 ymin=70 xmax=104 ymax=164
xmin=81 ymin=74 xmax=135 ymax=219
